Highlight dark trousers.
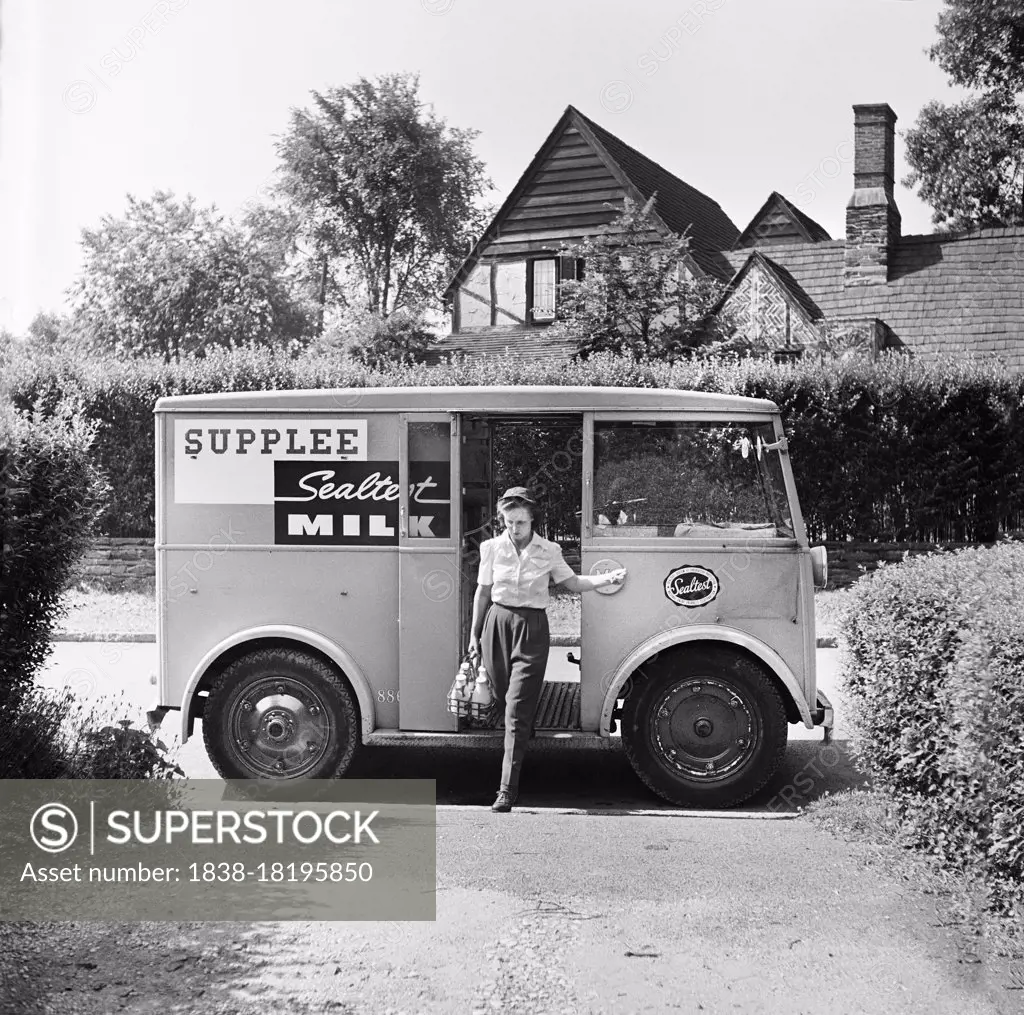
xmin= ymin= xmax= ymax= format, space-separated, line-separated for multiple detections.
xmin=481 ymin=602 xmax=550 ymax=796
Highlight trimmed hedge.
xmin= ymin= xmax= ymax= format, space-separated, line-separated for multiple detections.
xmin=840 ymin=542 xmax=1024 ymax=915
xmin=0 ymin=402 xmax=108 ymax=705
xmin=8 ymin=346 xmax=1024 ymax=542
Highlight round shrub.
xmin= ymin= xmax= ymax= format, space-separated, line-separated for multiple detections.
xmin=0 ymin=401 xmax=108 ymax=706
xmin=840 ymin=541 xmax=1024 ymax=915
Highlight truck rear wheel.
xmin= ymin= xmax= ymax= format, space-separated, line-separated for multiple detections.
xmin=202 ymin=648 xmax=359 ymax=780
xmin=621 ymin=647 xmax=787 ymax=808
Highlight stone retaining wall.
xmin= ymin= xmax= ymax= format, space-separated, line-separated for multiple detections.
xmin=72 ymin=537 xmax=155 ymax=591
xmin=823 ymin=540 xmax=982 ymax=589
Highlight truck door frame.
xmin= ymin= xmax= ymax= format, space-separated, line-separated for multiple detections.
xmin=397 ymin=411 xmax=462 ymax=731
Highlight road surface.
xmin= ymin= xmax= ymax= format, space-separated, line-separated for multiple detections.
xmin=4 ymin=645 xmax=1016 ymax=1012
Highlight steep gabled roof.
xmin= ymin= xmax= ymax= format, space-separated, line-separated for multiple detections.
xmin=713 ymin=249 xmax=825 ymax=322
xmin=734 ymin=191 xmax=832 ymax=248
xmin=572 ymin=108 xmax=740 ymax=277
xmin=444 ymin=105 xmax=739 ymax=300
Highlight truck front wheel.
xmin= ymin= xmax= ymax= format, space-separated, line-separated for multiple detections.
xmin=202 ymin=648 xmax=359 ymax=780
xmin=622 ymin=647 xmax=788 ymax=808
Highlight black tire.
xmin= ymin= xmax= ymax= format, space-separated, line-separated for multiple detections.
xmin=202 ymin=648 xmax=360 ymax=780
xmin=621 ymin=646 xmax=788 ymax=808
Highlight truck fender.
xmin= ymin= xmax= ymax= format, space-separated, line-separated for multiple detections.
xmin=599 ymin=624 xmax=813 ymax=736
xmin=178 ymin=625 xmax=376 ymax=744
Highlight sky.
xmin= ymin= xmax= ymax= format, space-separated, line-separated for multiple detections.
xmin=0 ymin=0 xmax=962 ymax=335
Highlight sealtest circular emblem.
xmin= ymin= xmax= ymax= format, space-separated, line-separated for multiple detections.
xmin=664 ymin=565 xmax=720 ymax=608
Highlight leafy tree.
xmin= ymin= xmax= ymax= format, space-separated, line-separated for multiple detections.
xmin=71 ymin=191 xmax=314 ymax=362
xmin=275 ymin=73 xmax=491 ymax=329
xmin=929 ymin=0 xmax=1024 ymax=94
xmin=314 ymin=306 xmax=436 ymax=369
xmin=25 ymin=313 xmax=63 ymax=353
xmin=904 ymin=0 xmax=1024 ymax=229
xmin=20 ymin=312 xmax=99 ymax=359
xmin=0 ymin=328 xmax=18 ymax=369
xmin=552 ymin=197 xmax=730 ymax=361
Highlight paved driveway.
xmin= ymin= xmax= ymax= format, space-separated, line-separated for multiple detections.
xmin=18 ymin=644 xmax=1019 ymax=1012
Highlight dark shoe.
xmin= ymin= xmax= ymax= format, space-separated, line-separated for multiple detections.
xmin=491 ymin=791 xmax=514 ymax=813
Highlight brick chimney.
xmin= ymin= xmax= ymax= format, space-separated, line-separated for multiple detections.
xmin=844 ymin=104 xmax=901 ymax=286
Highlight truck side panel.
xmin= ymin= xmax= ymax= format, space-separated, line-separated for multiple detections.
xmin=157 ymin=410 xmax=403 ymax=732
xmin=580 ymin=545 xmax=810 ymax=730
xmin=161 ymin=548 xmax=399 ymax=729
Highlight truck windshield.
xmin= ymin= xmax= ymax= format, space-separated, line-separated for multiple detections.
xmin=593 ymin=421 xmax=794 ymax=538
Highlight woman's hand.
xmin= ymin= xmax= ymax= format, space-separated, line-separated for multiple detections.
xmin=604 ymin=568 xmax=627 ymax=587
xmin=467 ymin=635 xmax=481 ymax=661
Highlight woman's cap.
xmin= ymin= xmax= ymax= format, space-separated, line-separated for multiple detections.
xmin=498 ymin=486 xmax=536 ymax=504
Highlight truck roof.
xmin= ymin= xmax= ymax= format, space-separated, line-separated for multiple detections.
xmin=154 ymin=385 xmax=779 ymax=414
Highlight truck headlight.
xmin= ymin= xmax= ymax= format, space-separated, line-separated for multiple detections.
xmin=810 ymin=546 xmax=828 ymax=589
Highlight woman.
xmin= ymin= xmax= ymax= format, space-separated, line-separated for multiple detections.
xmin=468 ymin=487 xmax=627 ymax=813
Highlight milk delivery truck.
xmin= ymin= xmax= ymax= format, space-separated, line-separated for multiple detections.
xmin=147 ymin=385 xmax=831 ymax=807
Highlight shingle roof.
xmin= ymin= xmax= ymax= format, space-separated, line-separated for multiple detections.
xmin=444 ymin=105 xmax=741 ymax=300
xmin=734 ymin=191 xmax=832 ymax=247
xmin=573 ymin=108 xmax=740 ymax=279
xmin=725 ymin=227 xmax=1024 ymax=363
xmin=787 ymin=202 xmax=832 ymax=244
xmin=762 ymin=255 xmax=825 ymax=320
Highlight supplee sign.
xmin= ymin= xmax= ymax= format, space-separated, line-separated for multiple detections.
xmin=173 ymin=419 xmax=450 ymax=544
xmin=174 ymin=419 xmax=369 ymax=505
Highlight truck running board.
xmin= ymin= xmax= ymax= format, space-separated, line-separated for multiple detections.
xmin=364 ymin=729 xmax=616 ymax=751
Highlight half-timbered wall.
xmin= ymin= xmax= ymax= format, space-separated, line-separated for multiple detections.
xmin=454 ymin=124 xmax=628 ymax=332
xmin=724 ymin=263 xmax=819 ymax=349
xmin=494 ymin=261 xmax=527 ymax=327
xmin=459 ymin=263 xmax=491 ymax=329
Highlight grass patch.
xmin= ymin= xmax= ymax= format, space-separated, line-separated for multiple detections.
xmin=807 ymin=787 xmax=903 ymax=846
xmin=807 ymin=789 xmax=1023 ymax=969
xmin=57 ymin=582 xmax=156 ymax=635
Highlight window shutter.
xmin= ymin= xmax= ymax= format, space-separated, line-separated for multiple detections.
xmin=558 ymin=256 xmax=583 ymax=281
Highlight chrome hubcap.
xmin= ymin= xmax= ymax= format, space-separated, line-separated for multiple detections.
xmin=230 ymin=676 xmax=332 ymax=777
xmin=651 ymin=677 xmax=758 ymax=782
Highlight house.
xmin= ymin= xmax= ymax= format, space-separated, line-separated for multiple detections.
xmin=434 ymin=104 xmax=740 ymax=361
xmin=433 ymin=103 xmax=1024 ymax=366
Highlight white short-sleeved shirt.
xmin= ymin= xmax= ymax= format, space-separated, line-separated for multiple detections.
xmin=477 ymin=531 xmax=575 ymax=609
